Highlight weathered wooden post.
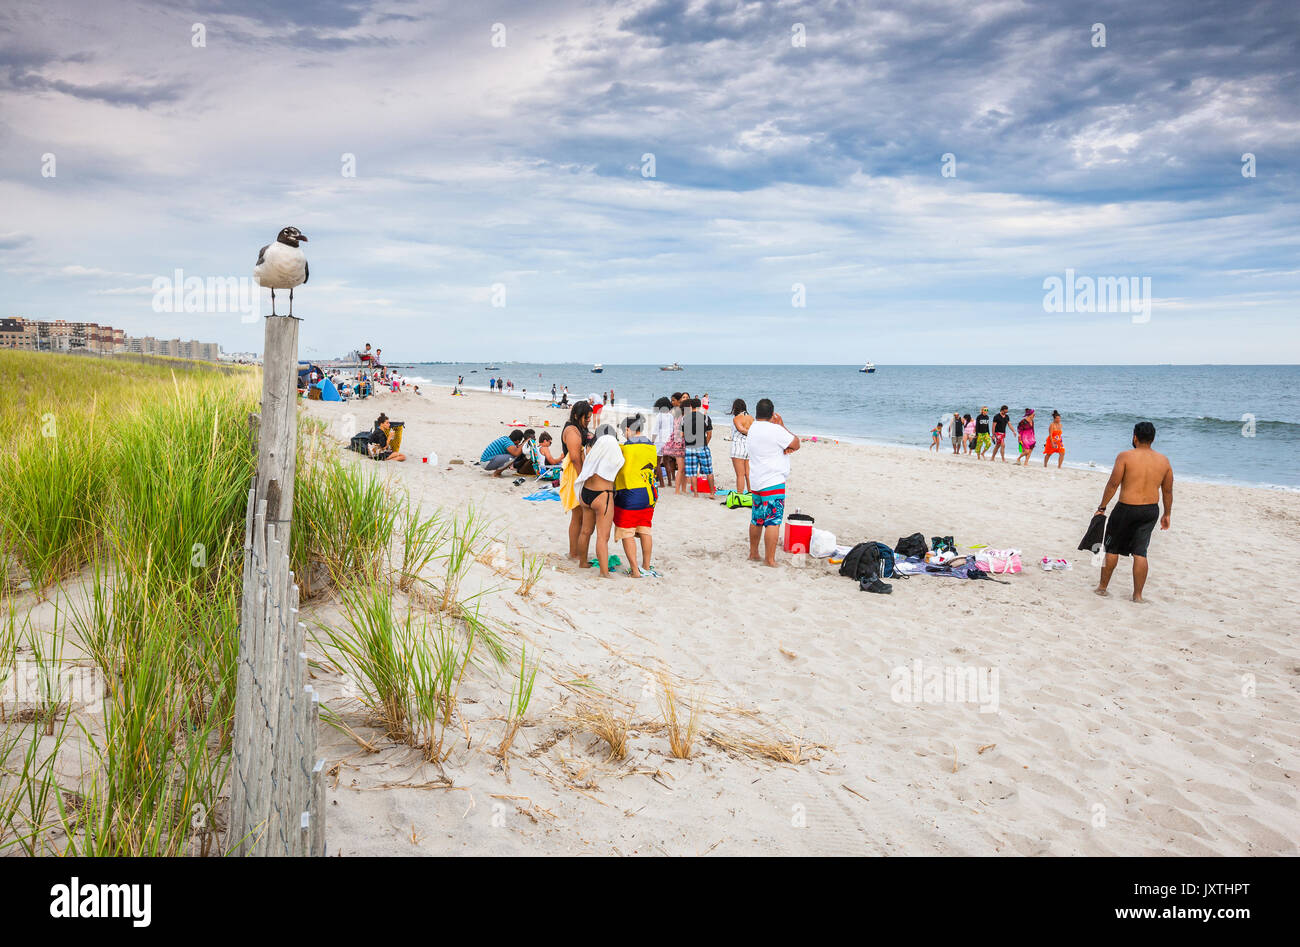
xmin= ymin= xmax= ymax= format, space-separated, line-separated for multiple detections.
xmin=229 ymin=314 xmax=325 ymax=856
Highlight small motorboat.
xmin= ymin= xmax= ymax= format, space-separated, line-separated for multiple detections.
xmin=659 ymin=362 xmax=683 ymax=371
xmin=485 ymin=364 xmax=500 ymax=371
xmin=591 ymin=363 xmax=604 ymax=373
xmin=859 ymin=362 xmax=876 ymax=373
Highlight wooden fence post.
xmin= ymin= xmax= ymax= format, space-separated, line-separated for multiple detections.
xmin=229 ymin=314 xmax=325 ymax=856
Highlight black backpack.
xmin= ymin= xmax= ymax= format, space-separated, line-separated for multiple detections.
xmin=894 ymin=533 xmax=928 ymax=559
xmin=839 ymin=542 xmax=883 ymax=583
xmin=349 ymin=432 xmax=372 ymax=455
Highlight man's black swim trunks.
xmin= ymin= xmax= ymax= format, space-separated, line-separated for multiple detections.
xmin=1103 ymin=502 xmax=1159 ymax=557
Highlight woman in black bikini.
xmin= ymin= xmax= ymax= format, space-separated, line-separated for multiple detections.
xmin=562 ymin=401 xmax=595 ymax=561
xmin=576 ymin=423 xmax=620 ymax=576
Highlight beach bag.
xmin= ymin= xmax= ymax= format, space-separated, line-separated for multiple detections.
xmin=809 ymin=529 xmax=837 ymax=559
xmin=894 ymin=533 xmax=928 ymax=559
xmin=349 ymin=432 xmax=371 ymax=455
xmin=724 ymin=491 xmax=753 ymax=509
xmin=975 ymin=548 xmax=1022 ymax=574
xmin=838 ymin=542 xmax=883 ymax=583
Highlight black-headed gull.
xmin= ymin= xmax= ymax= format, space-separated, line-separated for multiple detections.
xmin=253 ymin=226 xmax=309 ymax=316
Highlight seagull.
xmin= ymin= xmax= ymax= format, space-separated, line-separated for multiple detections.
xmin=253 ymin=226 xmax=309 ymax=316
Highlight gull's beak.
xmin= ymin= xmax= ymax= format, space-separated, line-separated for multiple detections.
xmin=297 ymin=234 xmax=308 ymax=242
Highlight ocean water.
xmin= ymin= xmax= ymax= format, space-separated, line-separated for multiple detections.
xmin=394 ymin=363 xmax=1300 ymax=489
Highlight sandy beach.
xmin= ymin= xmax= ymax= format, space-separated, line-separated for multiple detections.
xmin=294 ymin=386 xmax=1300 ymax=856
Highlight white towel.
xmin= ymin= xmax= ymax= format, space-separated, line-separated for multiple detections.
xmin=575 ymin=434 xmax=624 ymax=488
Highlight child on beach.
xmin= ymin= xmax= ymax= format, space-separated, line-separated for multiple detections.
xmin=614 ymin=415 xmax=659 ymax=577
xmin=1043 ymin=410 xmax=1064 ymax=468
xmin=929 ymin=420 xmax=943 ymax=452
xmin=963 ymin=414 xmax=974 ymax=453
xmin=538 ymin=431 xmax=562 ymax=467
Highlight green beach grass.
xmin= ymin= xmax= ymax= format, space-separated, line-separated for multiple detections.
xmin=0 ymin=350 xmax=528 ymax=855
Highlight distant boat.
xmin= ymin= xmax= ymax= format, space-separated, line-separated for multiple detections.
xmin=859 ymin=362 xmax=876 ymax=374
xmin=659 ymin=362 xmax=683 ymax=371
xmin=485 ymin=364 xmax=500 ymax=371
xmin=591 ymin=363 xmax=604 ymax=373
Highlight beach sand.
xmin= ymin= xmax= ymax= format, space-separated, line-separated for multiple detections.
xmin=297 ymin=387 xmax=1300 ymax=856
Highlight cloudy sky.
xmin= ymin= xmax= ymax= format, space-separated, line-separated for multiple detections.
xmin=1 ymin=0 xmax=1296 ymax=363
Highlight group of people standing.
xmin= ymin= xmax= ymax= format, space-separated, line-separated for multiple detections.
xmin=558 ymin=401 xmax=658 ymax=578
xmin=556 ymin=392 xmax=801 ymax=575
xmin=933 ymin=406 xmax=1065 ymax=468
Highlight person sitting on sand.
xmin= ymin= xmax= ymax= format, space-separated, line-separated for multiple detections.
xmin=367 ymin=413 xmax=406 ymax=462
xmin=746 ymin=398 xmax=799 ymax=567
xmin=481 ymin=429 xmax=526 ymax=476
xmin=1043 ymin=411 xmax=1064 ymax=467
xmin=537 ymin=431 xmax=562 ymax=467
xmin=1094 ymin=421 xmax=1173 ymax=603
xmin=614 ymin=415 xmax=659 ymax=577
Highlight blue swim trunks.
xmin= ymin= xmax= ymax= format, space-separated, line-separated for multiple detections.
xmin=683 ymin=446 xmax=713 ymax=477
xmin=751 ymin=483 xmax=785 ymax=527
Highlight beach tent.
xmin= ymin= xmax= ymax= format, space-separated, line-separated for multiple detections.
xmin=297 ymin=361 xmax=324 ymax=387
xmin=316 ymin=377 xmax=342 ymax=402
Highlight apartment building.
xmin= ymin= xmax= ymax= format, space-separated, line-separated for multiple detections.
xmin=0 ymin=317 xmax=219 ymax=361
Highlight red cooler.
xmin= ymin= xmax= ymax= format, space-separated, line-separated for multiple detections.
xmin=695 ymin=475 xmax=710 ymax=494
xmin=783 ymin=512 xmax=814 ymax=554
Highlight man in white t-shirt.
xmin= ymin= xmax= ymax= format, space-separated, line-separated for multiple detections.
xmin=745 ymin=398 xmax=800 ymax=566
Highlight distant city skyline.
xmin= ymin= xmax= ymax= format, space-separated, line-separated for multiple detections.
xmin=1 ymin=0 xmax=1297 ymax=364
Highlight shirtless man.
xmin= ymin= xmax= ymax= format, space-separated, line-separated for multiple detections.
xmin=1094 ymin=421 xmax=1172 ymax=602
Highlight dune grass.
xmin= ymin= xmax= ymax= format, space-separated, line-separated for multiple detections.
xmin=1 ymin=351 xmax=538 ymax=855
xmin=0 ymin=352 xmax=255 ymax=855
xmin=293 ymin=450 xmax=400 ymax=596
